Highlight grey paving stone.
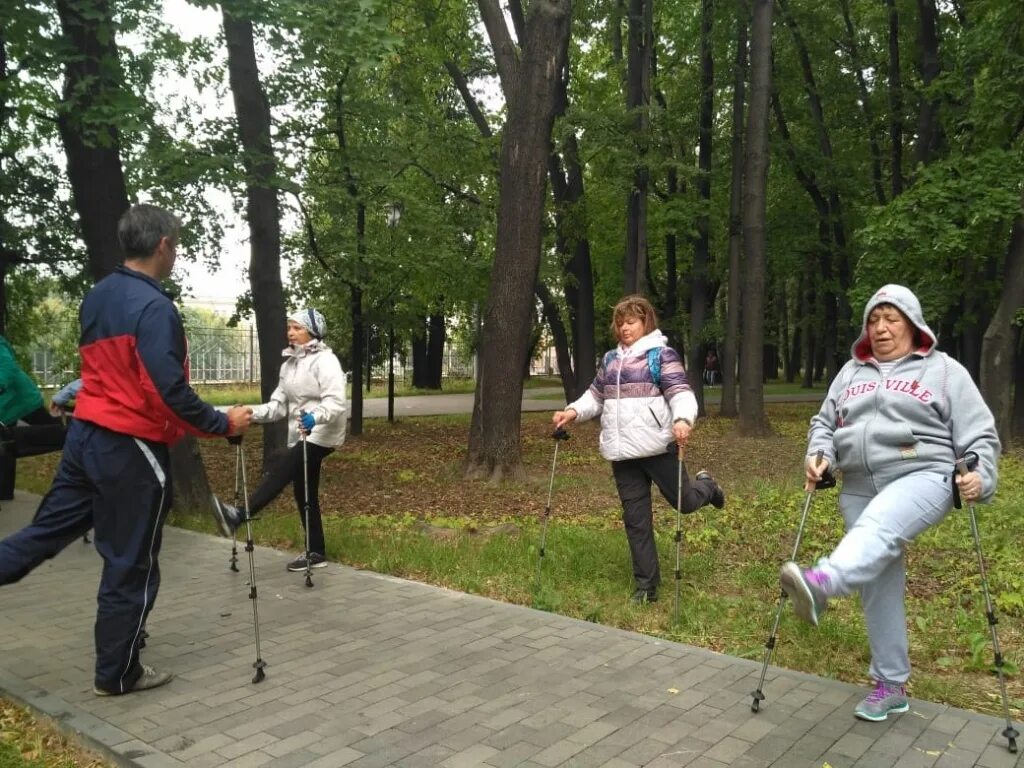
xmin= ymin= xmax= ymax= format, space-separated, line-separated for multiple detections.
xmin=0 ymin=495 xmax=1017 ymax=768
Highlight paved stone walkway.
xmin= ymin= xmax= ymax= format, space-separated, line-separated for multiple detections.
xmin=0 ymin=493 xmax=1019 ymax=768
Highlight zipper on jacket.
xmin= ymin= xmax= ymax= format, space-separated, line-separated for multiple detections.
xmin=647 ymin=405 xmax=663 ymax=428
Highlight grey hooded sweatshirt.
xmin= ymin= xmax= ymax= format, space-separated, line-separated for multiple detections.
xmin=807 ymin=284 xmax=1000 ymax=499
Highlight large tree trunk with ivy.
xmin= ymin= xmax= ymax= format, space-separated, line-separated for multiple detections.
xmin=56 ymin=0 xmax=210 ymax=509
xmin=223 ymin=8 xmax=287 ymax=466
xmin=737 ymin=0 xmax=773 ymax=436
xmin=466 ymin=0 xmax=572 ymax=481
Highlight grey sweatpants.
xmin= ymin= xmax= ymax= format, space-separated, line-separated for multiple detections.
xmin=815 ymin=471 xmax=953 ymax=684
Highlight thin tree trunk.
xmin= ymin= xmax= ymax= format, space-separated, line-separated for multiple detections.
xmin=333 ymin=75 xmax=367 ymax=435
xmin=721 ymin=0 xmax=747 ymax=419
xmin=914 ymin=0 xmax=942 ymax=167
xmin=688 ymin=0 xmax=715 ymax=417
xmin=222 ymin=8 xmax=287 ymax=464
xmin=427 ymin=311 xmax=445 ymax=389
xmin=887 ymin=0 xmax=904 ymax=197
xmin=840 ymin=0 xmax=885 ymax=206
xmin=623 ymin=0 xmax=652 ymax=295
xmin=737 ymin=0 xmax=773 ymax=436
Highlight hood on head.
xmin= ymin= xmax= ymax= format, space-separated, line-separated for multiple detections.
xmin=852 ymin=284 xmax=937 ymax=361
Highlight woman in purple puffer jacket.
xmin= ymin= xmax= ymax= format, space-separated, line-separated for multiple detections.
xmin=553 ymin=295 xmax=725 ymax=604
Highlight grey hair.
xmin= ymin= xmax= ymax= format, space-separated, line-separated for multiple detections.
xmin=118 ymin=204 xmax=181 ymax=259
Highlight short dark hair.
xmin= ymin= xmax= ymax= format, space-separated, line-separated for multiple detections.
xmin=118 ymin=204 xmax=181 ymax=259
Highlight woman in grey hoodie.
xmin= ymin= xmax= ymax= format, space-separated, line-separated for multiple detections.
xmin=779 ymin=284 xmax=1000 ymax=722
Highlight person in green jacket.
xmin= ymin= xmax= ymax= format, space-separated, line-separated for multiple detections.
xmin=0 ymin=335 xmax=67 ymax=500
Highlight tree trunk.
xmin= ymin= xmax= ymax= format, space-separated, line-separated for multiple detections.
xmin=980 ymin=203 xmax=1024 ymax=446
xmin=56 ymin=0 xmax=210 ymax=509
xmin=537 ymin=283 xmax=576 ymax=402
xmin=688 ymin=0 xmax=715 ymax=417
xmin=839 ymin=0 xmax=885 ymax=206
xmin=887 ymin=0 xmax=904 ymax=197
xmin=350 ymin=284 xmax=365 ymax=435
xmin=333 ymin=76 xmax=367 ymax=434
xmin=222 ymin=8 xmax=287 ymax=465
xmin=549 ymin=132 xmax=596 ymax=399
xmin=55 ymin=0 xmax=128 ymax=282
xmin=720 ymin=0 xmax=747 ymax=419
xmin=914 ymin=0 xmax=943 ymax=167
xmin=412 ymin=317 xmax=429 ymax=388
xmin=467 ymin=0 xmax=573 ymax=481
xmin=427 ymin=311 xmax=445 ymax=389
xmin=737 ymin=0 xmax=773 ymax=436
xmin=623 ymin=0 xmax=652 ymax=295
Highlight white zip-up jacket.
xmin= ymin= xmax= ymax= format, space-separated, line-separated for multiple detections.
xmin=568 ymin=330 xmax=698 ymax=461
xmin=249 ymin=340 xmax=347 ymax=449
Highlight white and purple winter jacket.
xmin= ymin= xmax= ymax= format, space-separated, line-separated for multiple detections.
xmin=567 ymin=330 xmax=698 ymax=461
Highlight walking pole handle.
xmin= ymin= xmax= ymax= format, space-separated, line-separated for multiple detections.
xmin=227 ymin=434 xmax=244 ymax=446
xmin=551 ymin=427 xmax=570 ymax=441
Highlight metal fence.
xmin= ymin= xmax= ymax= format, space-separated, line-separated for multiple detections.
xmin=29 ymin=324 xmax=512 ymax=387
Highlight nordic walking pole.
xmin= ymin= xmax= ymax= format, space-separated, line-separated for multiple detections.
xmin=751 ymin=450 xmax=834 ymax=712
xmin=535 ymin=427 xmax=569 ymax=589
xmin=673 ymin=442 xmax=685 ymax=627
xmin=301 ymin=425 xmax=313 ymax=589
xmin=232 ymin=434 xmax=266 ymax=683
xmin=956 ymin=457 xmax=1018 ymax=753
xmin=228 ymin=437 xmax=241 ymax=572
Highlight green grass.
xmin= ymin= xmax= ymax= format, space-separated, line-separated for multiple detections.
xmin=193 ymin=376 xmax=561 ymax=406
xmin=0 ymin=698 xmax=106 ymax=768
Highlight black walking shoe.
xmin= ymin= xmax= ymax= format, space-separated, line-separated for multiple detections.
xmin=287 ymin=552 xmax=327 ymax=572
xmin=210 ymin=494 xmax=245 ymax=536
xmin=696 ymin=470 xmax=726 ymax=509
xmin=93 ymin=664 xmax=173 ymax=696
xmin=631 ymin=587 xmax=658 ymax=605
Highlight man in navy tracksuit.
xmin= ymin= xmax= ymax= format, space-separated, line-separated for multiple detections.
xmin=0 ymin=204 xmax=251 ymax=695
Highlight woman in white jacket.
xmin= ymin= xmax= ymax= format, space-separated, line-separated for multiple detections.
xmin=553 ymin=295 xmax=725 ymax=604
xmin=213 ymin=309 xmax=347 ymax=572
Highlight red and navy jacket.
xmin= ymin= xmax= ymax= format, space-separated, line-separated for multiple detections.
xmin=74 ymin=266 xmax=229 ymax=445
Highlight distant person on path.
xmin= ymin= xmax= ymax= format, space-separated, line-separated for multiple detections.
xmin=703 ymin=348 xmax=719 ymax=386
xmin=0 ymin=336 xmax=70 ymax=499
xmin=552 ymin=295 xmax=725 ymax=605
xmin=212 ymin=309 xmax=347 ymax=573
xmin=779 ymin=284 xmax=1000 ymax=722
xmin=0 ymin=204 xmax=252 ymax=696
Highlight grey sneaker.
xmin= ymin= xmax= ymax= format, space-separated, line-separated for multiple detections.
xmin=94 ymin=664 xmax=173 ymax=696
xmin=780 ymin=562 xmax=828 ymax=626
xmin=854 ymin=680 xmax=909 ymax=721
xmin=210 ymin=494 xmax=244 ymax=536
xmin=287 ymin=553 xmax=327 ymax=572
xmin=695 ymin=470 xmax=725 ymax=509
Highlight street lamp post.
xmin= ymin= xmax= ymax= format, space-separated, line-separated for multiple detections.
xmin=386 ymin=203 xmax=401 ymax=423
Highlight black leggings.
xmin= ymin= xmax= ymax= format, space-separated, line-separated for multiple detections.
xmin=611 ymin=449 xmax=717 ymax=590
xmin=247 ymin=441 xmax=334 ymax=556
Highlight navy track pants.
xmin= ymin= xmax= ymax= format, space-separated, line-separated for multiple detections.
xmin=0 ymin=419 xmax=171 ymax=693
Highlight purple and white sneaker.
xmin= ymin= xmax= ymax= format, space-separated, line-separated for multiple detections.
xmin=779 ymin=562 xmax=829 ymax=625
xmin=854 ymin=680 xmax=909 ymax=721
